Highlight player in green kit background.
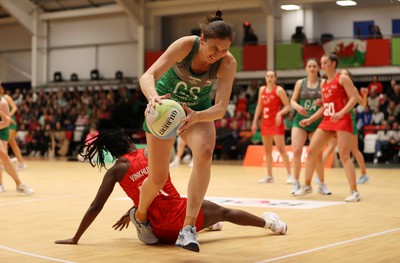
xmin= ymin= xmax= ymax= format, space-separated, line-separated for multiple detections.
xmin=290 ymin=58 xmax=331 ymax=195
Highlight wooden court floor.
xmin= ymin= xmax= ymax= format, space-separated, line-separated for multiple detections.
xmin=0 ymin=159 xmax=399 ymax=263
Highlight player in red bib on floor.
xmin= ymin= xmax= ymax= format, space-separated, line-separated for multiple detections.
xmin=54 ymin=131 xmax=287 ymax=248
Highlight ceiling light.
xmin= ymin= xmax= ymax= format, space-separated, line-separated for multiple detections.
xmin=280 ymin=4 xmax=300 ymax=11
xmin=336 ymin=1 xmax=357 ymax=6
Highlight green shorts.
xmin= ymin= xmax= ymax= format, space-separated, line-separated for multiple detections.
xmin=292 ymin=113 xmax=323 ymax=132
xmin=351 ymin=111 xmax=358 ymax=135
xmin=9 ymin=116 xmax=17 ymax=130
xmin=0 ymin=127 xmax=10 ymax=141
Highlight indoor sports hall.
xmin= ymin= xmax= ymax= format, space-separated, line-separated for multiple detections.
xmin=1 ymin=0 xmax=400 ymax=262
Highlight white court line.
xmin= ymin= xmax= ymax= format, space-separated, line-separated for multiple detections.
xmin=0 ymin=244 xmax=76 ymax=263
xmin=257 ymin=227 xmax=400 ymax=263
xmin=0 ymin=194 xmax=91 ymax=262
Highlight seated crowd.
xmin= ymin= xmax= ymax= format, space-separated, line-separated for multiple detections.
xmin=10 ymin=85 xmax=147 ymax=158
xmin=7 ymin=77 xmax=400 ymax=163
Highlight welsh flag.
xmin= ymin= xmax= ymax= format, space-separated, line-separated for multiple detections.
xmin=323 ymin=39 xmax=367 ymax=67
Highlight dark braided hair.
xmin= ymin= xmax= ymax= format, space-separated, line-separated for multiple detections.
xmin=79 ymin=130 xmax=135 ymax=170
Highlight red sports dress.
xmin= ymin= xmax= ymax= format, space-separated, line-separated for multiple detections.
xmin=318 ymin=73 xmax=353 ymax=133
xmin=260 ymin=86 xmax=285 ymax=135
xmin=118 ymin=149 xmax=204 ymax=243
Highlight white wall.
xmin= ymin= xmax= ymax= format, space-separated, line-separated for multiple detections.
xmin=0 ymin=23 xmax=31 ymax=51
xmin=281 ymin=10 xmax=304 ymax=42
xmin=162 ymin=10 xmax=269 ymax=47
xmin=163 ymin=5 xmax=400 ymax=44
xmin=48 ymin=14 xmax=139 ymax=81
xmin=314 ymin=5 xmax=400 ymax=40
xmin=0 ymin=23 xmax=31 ymax=82
xmin=1 ymin=4 xmax=400 ymax=83
xmin=282 ymin=5 xmax=400 ymax=42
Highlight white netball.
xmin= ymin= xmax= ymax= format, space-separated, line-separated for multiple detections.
xmin=145 ymin=99 xmax=186 ymax=139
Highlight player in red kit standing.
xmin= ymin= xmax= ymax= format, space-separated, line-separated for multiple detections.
xmin=294 ymin=54 xmax=361 ymax=202
xmin=252 ymin=71 xmax=292 ymax=184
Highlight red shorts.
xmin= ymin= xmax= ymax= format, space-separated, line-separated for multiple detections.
xmin=148 ymin=197 xmax=204 ymax=244
xmin=318 ymin=115 xmax=353 ymax=133
xmin=261 ymin=122 xmax=285 ymax=136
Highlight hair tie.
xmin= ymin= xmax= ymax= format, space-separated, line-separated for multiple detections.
xmin=211 ymin=10 xmax=223 ymax=22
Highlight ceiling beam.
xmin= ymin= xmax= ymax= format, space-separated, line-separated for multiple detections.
xmin=0 ymin=0 xmax=35 ymax=33
xmin=145 ymin=0 xmax=261 ymax=16
xmin=39 ymin=4 xmax=123 ymax=20
xmin=116 ymin=0 xmax=143 ymax=25
xmin=258 ymin=0 xmax=274 ymax=15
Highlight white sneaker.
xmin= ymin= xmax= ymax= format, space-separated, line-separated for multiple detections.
xmin=0 ymin=184 xmax=4 ymax=193
xmin=11 ymin=157 xmax=18 ymax=165
xmin=291 ymin=180 xmax=301 ymax=194
xmin=17 ymin=163 xmax=28 ymax=171
xmin=206 ymin=222 xmax=223 ymax=231
xmin=317 ymin=183 xmax=332 ymax=195
xmin=169 ymin=157 xmax=181 ymax=168
xmin=262 ymin=212 xmax=287 ymax=235
xmin=258 ymin=176 xmax=274 ymax=183
xmin=16 ymin=184 xmax=34 ymax=195
xmin=373 ymin=158 xmax=378 ymax=164
xmin=345 ymin=191 xmax=360 ymax=202
xmin=129 ymin=208 xmax=158 ymax=245
xmin=181 ymin=154 xmax=192 ymax=164
xmin=377 ymin=151 xmax=382 ymax=157
xmin=175 ymin=225 xmax=200 ymax=252
xmin=293 ymin=185 xmax=313 ymax=196
xmin=286 ymin=175 xmax=294 ymax=184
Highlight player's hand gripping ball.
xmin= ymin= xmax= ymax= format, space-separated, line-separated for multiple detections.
xmin=146 ymin=99 xmax=186 ymax=139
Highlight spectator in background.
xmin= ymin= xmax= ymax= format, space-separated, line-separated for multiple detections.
xmin=379 ymin=93 xmax=390 ymax=113
xmin=15 ymin=123 xmax=29 ymax=155
xmin=357 ymin=105 xmax=372 ymax=131
xmin=243 ymin=22 xmax=258 ymax=45
xmin=77 ymin=124 xmax=99 ymax=162
xmin=50 ymin=121 xmax=69 ymax=158
xmin=12 ymin=88 xmax=23 ymax=106
xmin=291 ymin=26 xmax=307 ymax=45
xmin=373 ymin=120 xmax=391 ymax=164
xmin=386 ymin=100 xmax=400 ymax=124
xmin=367 ymin=90 xmax=379 ymax=110
xmin=372 ymin=25 xmax=383 ymax=39
xmin=30 ymin=124 xmax=51 ymax=157
xmin=388 ymin=83 xmax=400 ymax=105
xmin=75 ymin=109 xmax=90 ymax=127
xmin=371 ymin=106 xmax=385 ymax=125
xmin=215 ymin=118 xmax=235 ymax=160
xmin=387 ymin=121 xmax=400 ymax=162
xmin=368 ymin=76 xmax=383 ymax=95
xmin=386 ymin=79 xmax=397 ymax=100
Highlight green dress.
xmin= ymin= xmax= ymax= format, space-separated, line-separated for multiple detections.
xmin=143 ymin=37 xmax=222 ymax=133
xmin=292 ymin=78 xmax=323 ymax=132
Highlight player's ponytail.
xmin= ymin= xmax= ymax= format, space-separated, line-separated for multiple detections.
xmin=200 ymin=10 xmax=235 ymax=42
